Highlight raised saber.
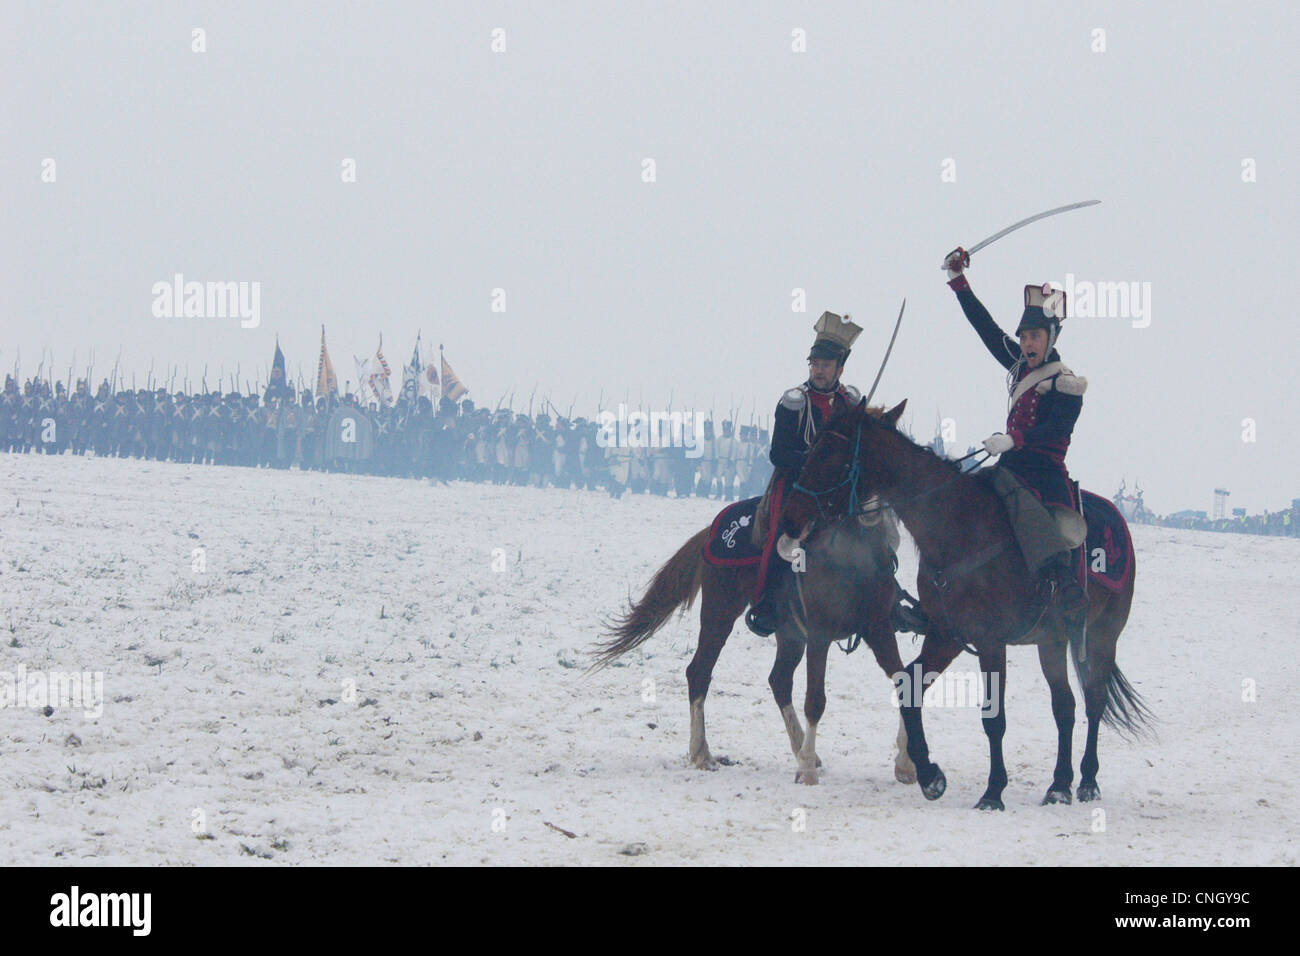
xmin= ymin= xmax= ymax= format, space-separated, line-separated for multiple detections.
xmin=948 ymin=200 xmax=1100 ymax=267
xmin=863 ymin=298 xmax=905 ymax=407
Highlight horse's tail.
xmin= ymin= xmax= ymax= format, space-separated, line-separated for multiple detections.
xmin=1100 ymin=664 xmax=1156 ymax=740
xmin=590 ymin=527 xmax=708 ymax=671
xmin=1073 ymin=650 xmax=1156 ymax=741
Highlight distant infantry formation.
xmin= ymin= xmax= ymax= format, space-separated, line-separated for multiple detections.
xmin=0 ymin=375 xmax=776 ymax=500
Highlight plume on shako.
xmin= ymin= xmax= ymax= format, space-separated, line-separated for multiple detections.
xmin=807 ymin=311 xmax=863 ymax=363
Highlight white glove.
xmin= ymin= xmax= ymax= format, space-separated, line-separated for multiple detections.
xmin=982 ymin=433 xmax=1014 ymax=455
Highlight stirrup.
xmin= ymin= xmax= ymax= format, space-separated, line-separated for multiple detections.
xmin=1039 ymin=576 xmax=1085 ymax=622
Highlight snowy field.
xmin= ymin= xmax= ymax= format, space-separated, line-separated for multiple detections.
xmin=0 ymin=451 xmax=1296 ymax=866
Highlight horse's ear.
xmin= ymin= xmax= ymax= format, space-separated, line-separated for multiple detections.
xmin=884 ymin=399 xmax=907 ymax=429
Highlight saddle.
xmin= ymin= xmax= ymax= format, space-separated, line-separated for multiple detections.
xmin=960 ymin=470 xmax=1134 ymax=644
xmin=981 ymin=468 xmax=1085 ymax=573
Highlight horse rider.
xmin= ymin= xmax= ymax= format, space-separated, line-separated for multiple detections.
xmin=746 ymin=311 xmax=926 ymax=637
xmin=943 ymin=247 xmax=1088 ymax=615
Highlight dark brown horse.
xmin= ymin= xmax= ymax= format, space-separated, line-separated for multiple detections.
xmin=779 ymin=398 xmax=1152 ymax=808
xmin=593 ymin=417 xmax=915 ymax=784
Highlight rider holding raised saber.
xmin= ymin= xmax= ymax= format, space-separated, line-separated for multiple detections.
xmin=942 ymin=247 xmax=1088 ymax=616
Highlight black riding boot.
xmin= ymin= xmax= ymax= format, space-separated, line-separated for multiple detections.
xmin=745 ymin=559 xmax=793 ymax=636
xmin=1040 ymin=551 xmax=1086 ymax=615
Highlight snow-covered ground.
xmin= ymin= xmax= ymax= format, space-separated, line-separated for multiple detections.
xmin=0 ymin=452 xmax=1295 ymax=865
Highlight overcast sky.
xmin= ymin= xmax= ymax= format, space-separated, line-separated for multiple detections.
xmin=3 ymin=1 xmax=1297 ymax=513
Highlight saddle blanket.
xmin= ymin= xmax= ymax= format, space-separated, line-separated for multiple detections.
xmin=702 ymin=496 xmax=764 ymax=567
xmin=1081 ymin=490 xmax=1135 ymax=593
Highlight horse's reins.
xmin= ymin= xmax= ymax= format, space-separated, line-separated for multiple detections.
xmin=791 ymin=418 xmax=990 ymax=521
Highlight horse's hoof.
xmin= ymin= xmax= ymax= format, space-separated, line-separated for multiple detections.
xmin=974 ymin=797 xmax=1005 ymax=811
xmin=794 ymin=767 xmax=819 ymax=786
xmin=690 ymin=753 xmax=720 ymax=771
xmin=1077 ymin=782 xmax=1101 ymax=802
xmin=1041 ymin=788 xmax=1073 ymax=806
xmin=894 ymin=764 xmax=917 ymax=785
xmin=919 ymin=767 xmax=946 ymax=801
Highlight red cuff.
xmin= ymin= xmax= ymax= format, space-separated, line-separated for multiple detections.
xmin=1009 ymin=429 xmax=1025 ymax=449
xmin=947 ymin=274 xmax=970 ymax=292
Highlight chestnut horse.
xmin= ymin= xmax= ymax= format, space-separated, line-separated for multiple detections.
xmin=779 ymin=398 xmax=1152 ymax=808
xmin=593 ymin=413 xmax=915 ymax=784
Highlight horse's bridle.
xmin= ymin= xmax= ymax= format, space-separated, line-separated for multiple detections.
xmin=789 ymin=419 xmax=874 ymax=524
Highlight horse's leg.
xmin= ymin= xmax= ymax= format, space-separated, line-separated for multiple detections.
xmin=899 ymin=632 xmax=964 ymax=800
xmin=685 ymin=567 xmax=747 ymax=770
xmin=1038 ymin=638 xmax=1075 ymax=805
xmin=974 ymin=644 xmax=1009 ymax=810
xmin=685 ymin=625 xmax=727 ymax=769
xmin=794 ymin=639 xmax=829 ymax=785
xmin=862 ymin=626 xmax=916 ymax=784
xmin=893 ymin=716 xmax=915 ymax=784
xmin=1078 ymin=616 xmax=1117 ymax=802
xmin=769 ymin=628 xmax=807 ymax=757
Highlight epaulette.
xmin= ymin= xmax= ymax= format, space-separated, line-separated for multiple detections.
xmin=1054 ymin=372 xmax=1088 ymax=395
xmin=1035 ymin=365 xmax=1088 ymax=396
xmin=779 ymin=387 xmax=806 ymax=411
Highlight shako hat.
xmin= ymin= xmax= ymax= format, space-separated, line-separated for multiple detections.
xmin=1016 ymin=283 xmax=1067 ymax=337
xmin=807 ymin=311 xmax=863 ymax=363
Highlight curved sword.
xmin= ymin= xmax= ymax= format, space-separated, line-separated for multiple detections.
xmin=863 ymin=298 xmax=905 ymax=406
xmin=954 ymin=200 xmax=1101 ymax=264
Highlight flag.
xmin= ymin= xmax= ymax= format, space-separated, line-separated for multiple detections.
xmin=370 ymin=335 xmax=393 ymax=406
xmin=266 ymin=338 xmax=287 ymax=401
xmin=401 ymin=333 xmax=422 ymax=404
xmin=316 ymin=326 xmax=338 ymax=397
xmin=420 ymin=345 xmax=440 ymax=399
xmin=440 ymin=346 xmax=468 ymax=401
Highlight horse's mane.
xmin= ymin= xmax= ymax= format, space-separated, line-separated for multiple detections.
xmin=829 ymin=401 xmax=966 ymax=477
